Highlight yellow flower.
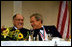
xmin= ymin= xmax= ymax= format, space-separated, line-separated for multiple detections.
xmin=2 ymin=28 xmax=9 ymax=38
xmin=18 ymin=33 xmax=23 ymax=39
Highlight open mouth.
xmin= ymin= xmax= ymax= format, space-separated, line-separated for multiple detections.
xmin=19 ymin=24 xmax=21 ymax=26
xmin=19 ymin=23 xmax=22 ymax=26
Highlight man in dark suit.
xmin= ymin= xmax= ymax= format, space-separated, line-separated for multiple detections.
xmin=1 ymin=14 xmax=29 ymax=41
xmin=11 ymin=14 xmax=30 ymax=40
xmin=30 ymin=13 xmax=62 ymax=41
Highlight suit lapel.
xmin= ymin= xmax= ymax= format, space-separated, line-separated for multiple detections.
xmin=9 ymin=27 xmax=16 ymax=31
xmin=44 ymin=26 xmax=51 ymax=34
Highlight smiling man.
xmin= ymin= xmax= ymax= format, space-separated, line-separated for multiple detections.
xmin=1 ymin=14 xmax=30 ymax=41
xmin=11 ymin=14 xmax=29 ymax=40
xmin=30 ymin=13 xmax=62 ymax=41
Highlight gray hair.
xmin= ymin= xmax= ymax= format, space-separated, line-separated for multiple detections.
xmin=13 ymin=14 xmax=24 ymax=20
xmin=30 ymin=13 xmax=43 ymax=23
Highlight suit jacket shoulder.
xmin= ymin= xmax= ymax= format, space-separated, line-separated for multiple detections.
xmin=19 ymin=28 xmax=30 ymax=38
xmin=44 ymin=25 xmax=62 ymax=38
xmin=19 ymin=28 xmax=30 ymax=32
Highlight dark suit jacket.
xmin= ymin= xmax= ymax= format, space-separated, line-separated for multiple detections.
xmin=33 ymin=25 xmax=62 ymax=41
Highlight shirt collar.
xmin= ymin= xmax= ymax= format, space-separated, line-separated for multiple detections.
xmin=42 ymin=25 xmax=44 ymax=28
xmin=14 ymin=26 xmax=18 ymax=30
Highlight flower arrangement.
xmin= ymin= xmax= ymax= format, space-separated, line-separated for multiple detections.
xmin=1 ymin=28 xmax=9 ymax=38
xmin=1 ymin=27 xmax=26 ymax=41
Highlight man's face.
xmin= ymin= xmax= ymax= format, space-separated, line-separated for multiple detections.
xmin=30 ymin=16 xmax=41 ymax=29
xmin=13 ymin=14 xmax=24 ymax=29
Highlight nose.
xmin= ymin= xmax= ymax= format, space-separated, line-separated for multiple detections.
xmin=20 ymin=20 xmax=22 ymax=22
xmin=19 ymin=19 xmax=23 ymax=23
xmin=18 ymin=20 xmax=23 ymax=25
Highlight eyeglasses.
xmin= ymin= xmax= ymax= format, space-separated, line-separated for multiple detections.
xmin=14 ymin=19 xmax=24 ymax=21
